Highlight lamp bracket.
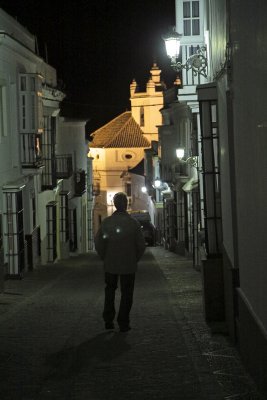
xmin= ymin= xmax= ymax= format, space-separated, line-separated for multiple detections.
xmin=178 ymin=156 xmax=198 ymax=167
xmin=171 ymin=46 xmax=208 ymax=78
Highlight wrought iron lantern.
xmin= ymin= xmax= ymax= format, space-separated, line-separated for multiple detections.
xmin=162 ymin=27 xmax=208 ymax=78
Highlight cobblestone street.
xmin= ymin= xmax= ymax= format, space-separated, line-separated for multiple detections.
xmin=0 ymin=247 xmax=263 ymax=399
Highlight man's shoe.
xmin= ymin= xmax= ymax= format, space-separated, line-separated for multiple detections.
xmin=119 ymin=326 xmax=131 ymax=332
xmin=105 ymin=322 xmax=115 ymax=330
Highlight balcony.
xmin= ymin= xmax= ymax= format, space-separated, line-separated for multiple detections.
xmin=56 ymin=154 xmax=73 ymax=179
xmin=74 ymin=170 xmax=86 ymax=196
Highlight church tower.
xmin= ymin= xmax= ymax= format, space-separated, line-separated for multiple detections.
xmin=130 ymin=63 xmax=166 ymax=143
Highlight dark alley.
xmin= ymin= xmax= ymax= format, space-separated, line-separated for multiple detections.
xmin=0 ymin=248 xmax=262 ymax=399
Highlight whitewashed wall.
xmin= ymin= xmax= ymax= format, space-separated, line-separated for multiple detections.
xmin=230 ymin=1 xmax=267 ymax=330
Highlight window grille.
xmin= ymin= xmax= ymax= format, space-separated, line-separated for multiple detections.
xmin=46 ymin=201 xmax=57 ymax=262
xmin=60 ymin=192 xmax=69 ymax=243
xmin=56 ymin=154 xmax=73 ymax=179
xmin=69 ymin=209 xmax=77 ymax=252
xmin=198 ymin=94 xmax=223 ymax=256
xmin=3 ymin=189 xmax=25 ymax=276
xmin=192 ymin=190 xmax=201 ymax=266
xmin=42 ymin=116 xmax=56 ymax=189
xmin=32 ymin=195 xmax=36 ymax=229
xmin=163 ymin=198 xmax=177 ymax=248
xmin=74 ymin=170 xmax=86 ymax=196
xmin=184 ymin=192 xmax=194 ymax=254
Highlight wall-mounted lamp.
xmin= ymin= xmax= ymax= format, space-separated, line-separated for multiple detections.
xmin=141 ymin=186 xmax=147 ymax=193
xmin=153 ymin=178 xmax=171 ymax=194
xmin=162 ymin=27 xmax=208 ymax=78
xmin=176 ymin=148 xmax=198 ymax=167
xmin=154 ymin=178 xmax=162 ymax=188
xmin=176 ymin=148 xmax=185 ymax=159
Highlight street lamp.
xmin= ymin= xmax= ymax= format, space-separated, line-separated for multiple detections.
xmin=154 ymin=178 xmax=161 ymax=188
xmin=176 ymin=148 xmax=185 ymax=159
xmin=141 ymin=186 xmax=147 ymax=193
xmin=176 ymin=147 xmax=198 ymax=167
xmin=162 ymin=27 xmax=208 ymax=78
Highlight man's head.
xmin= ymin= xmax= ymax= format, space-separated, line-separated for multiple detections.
xmin=113 ymin=192 xmax=128 ymax=212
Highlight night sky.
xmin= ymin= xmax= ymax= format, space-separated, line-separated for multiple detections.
xmin=1 ymin=0 xmax=176 ymax=132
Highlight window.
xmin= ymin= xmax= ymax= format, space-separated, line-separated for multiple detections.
xmin=122 ymin=151 xmax=135 ymax=161
xmin=192 ymin=19 xmax=200 ymax=35
xmin=21 ymin=95 xmax=26 ymax=130
xmin=19 ymin=74 xmax=43 ymax=133
xmin=3 ymin=189 xmax=25 ymax=275
xmin=32 ymin=195 xmax=36 ymax=229
xmin=0 ymin=83 xmax=8 ymax=139
xmin=60 ymin=192 xmax=69 ymax=243
xmin=69 ymin=209 xmax=77 ymax=252
xmin=126 ymin=183 xmax=131 ymax=197
xmin=183 ymin=1 xmax=191 ymax=17
xmin=46 ymin=201 xmax=57 ymax=262
xmin=198 ymin=89 xmax=223 ymax=256
xmin=41 ymin=116 xmax=56 ymax=189
xmin=20 ymin=76 xmax=26 ymax=91
xmin=93 ymin=180 xmax=100 ymax=196
xmin=183 ymin=1 xmax=200 ymax=36
xmin=189 ymin=45 xmax=199 ymax=56
xmin=35 ymin=135 xmax=42 ymax=158
xmin=0 ymin=213 xmax=2 ymax=251
xmin=140 ymin=106 xmax=144 ymax=127
xmin=192 ymin=1 xmax=199 ymax=17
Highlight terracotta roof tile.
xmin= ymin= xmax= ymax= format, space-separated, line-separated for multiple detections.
xmin=90 ymin=111 xmax=150 ymax=148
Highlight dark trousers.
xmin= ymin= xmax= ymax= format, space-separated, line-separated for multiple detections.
xmin=103 ymin=272 xmax=135 ymax=328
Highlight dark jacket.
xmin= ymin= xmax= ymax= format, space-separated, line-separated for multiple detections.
xmin=94 ymin=211 xmax=146 ymax=274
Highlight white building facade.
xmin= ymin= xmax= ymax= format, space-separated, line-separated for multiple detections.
xmin=171 ymin=0 xmax=267 ymax=395
xmin=199 ymin=0 xmax=267 ymax=394
xmin=0 ymin=8 xmax=92 ymax=283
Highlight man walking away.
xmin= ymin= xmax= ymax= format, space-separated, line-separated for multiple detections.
xmin=95 ymin=192 xmax=146 ymax=332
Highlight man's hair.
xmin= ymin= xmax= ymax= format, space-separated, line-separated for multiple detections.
xmin=113 ymin=192 xmax=128 ymax=212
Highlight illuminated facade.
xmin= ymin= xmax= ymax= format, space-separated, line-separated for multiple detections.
xmin=130 ymin=63 xmax=165 ymax=143
xmin=89 ymin=112 xmax=150 ymax=233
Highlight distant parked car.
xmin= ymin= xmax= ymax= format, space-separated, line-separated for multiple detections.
xmin=129 ymin=210 xmax=156 ymax=246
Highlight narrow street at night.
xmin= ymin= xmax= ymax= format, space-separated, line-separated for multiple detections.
xmin=0 ymin=247 xmax=262 ymax=400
